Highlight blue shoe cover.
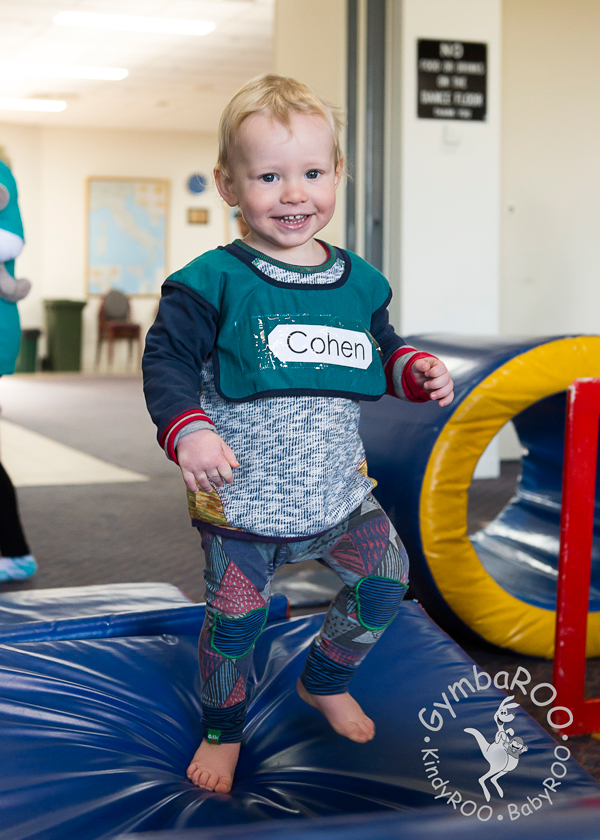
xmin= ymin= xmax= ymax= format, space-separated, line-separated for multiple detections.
xmin=0 ymin=555 xmax=37 ymax=582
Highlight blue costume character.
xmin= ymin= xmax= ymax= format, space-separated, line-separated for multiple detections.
xmin=0 ymin=157 xmax=37 ymax=581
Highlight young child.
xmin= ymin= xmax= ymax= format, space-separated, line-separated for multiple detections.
xmin=143 ymin=74 xmax=454 ymax=794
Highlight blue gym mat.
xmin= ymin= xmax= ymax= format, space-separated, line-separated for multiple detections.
xmin=0 ymin=593 xmax=595 ymax=840
xmin=112 ymin=796 xmax=600 ymax=840
xmin=0 ymin=583 xmax=287 ymax=644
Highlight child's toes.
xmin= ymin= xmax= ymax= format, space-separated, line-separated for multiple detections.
xmin=348 ymin=718 xmax=375 ymax=742
xmin=351 ymin=726 xmax=370 ymax=743
xmin=363 ymin=719 xmax=376 ymax=738
xmin=191 ymin=768 xmax=206 ymax=787
xmin=215 ymin=775 xmax=233 ymax=793
xmin=361 ymin=720 xmax=376 ymax=740
xmin=197 ymin=770 xmax=211 ymax=788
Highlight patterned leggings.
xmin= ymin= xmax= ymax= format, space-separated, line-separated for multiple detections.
xmin=198 ymin=495 xmax=409 ymax=743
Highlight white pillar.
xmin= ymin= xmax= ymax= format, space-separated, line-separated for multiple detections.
xmin=386 ymin=0 xmax=502 ymax=476
xmin=386 ymin=0 xmax=501 ymax=336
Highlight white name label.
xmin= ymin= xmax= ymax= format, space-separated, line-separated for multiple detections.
xmin=267 ymin=324 xmax=372 ymax=369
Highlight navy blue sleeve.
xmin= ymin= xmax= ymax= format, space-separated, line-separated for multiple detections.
xmin=370 ymin=290 xmax=407 ymax=364
xmin=142 ymin=281 xmax=219 ymax=449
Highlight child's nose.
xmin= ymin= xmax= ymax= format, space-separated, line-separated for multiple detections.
xmin=281 ymin=179 xmax=307 ymax=204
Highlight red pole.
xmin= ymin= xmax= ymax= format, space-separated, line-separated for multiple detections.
xmin=553 ymin=378 xmax=600 ymax=735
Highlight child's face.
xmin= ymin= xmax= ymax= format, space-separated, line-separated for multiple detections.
xmin=216 ymin=111 xmax=342 ymax=263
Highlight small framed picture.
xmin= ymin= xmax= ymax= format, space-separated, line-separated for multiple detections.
xmin=188 ymin=207 xmax=210 ymax=225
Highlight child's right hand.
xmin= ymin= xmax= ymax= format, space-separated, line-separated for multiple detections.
xmin=176 ymin=429 xmax=239 ymax=493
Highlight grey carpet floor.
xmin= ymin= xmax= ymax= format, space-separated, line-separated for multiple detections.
xmin=0 ymin=374 xmax=322 ymax=602
xmin=0 ymin=374 xmax=521 ymax=603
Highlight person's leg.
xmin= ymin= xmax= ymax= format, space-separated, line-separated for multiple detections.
xmin=297 ymin=495 xmax=409 ymax=741
xmin=0 ymin=460 xmax=36 ymax=581
xmin=187 ymin=531 xmax=277 ymax=791
xmin=0 ymin=460 xmax=29 ymax=556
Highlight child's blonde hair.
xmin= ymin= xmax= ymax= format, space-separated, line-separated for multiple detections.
xmin=217 ymin=74 xmax=344 ymax=176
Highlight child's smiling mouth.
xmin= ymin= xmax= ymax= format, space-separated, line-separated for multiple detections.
xmin=274 ymin=214 xmax=311 ymax=228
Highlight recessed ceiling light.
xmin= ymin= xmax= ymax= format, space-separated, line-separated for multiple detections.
xmin=53 ymin=11 xmax=216 ymax=37
xmin=0 ymin=98 xmax=67 ymax=112
xmin=0 ymin=63 xmax=128 ymax=81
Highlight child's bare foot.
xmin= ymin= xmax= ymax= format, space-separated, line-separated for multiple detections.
xmin=186 ymin=740 xmax=240 ymax=792
xmin=296 ymin=678 xmax=375 ymax=743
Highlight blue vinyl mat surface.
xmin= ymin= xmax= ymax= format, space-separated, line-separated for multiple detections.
xmin=0 ymin=583 xmax=287 ymax=644
xmin=0 ymin=595 xmax=596 ymax=839
xmin=113 ymin=797 xmax=600 ymax=840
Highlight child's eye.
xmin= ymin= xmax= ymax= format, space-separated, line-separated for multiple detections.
xmin=305 ymin=170 xmax=321 ymax=180
xmin=260 ymin=173 xmax=278 ymax=183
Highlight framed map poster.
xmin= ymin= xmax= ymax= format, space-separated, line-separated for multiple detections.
xmin=87 ymin=177 xmax=169 ymax=296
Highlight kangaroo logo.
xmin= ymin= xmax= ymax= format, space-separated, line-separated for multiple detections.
xmin=464 ymin=695 xmax=529 ymax=802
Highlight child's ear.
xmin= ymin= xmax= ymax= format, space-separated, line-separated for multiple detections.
xmin=214 ymin=166 xmax=239 ymax=207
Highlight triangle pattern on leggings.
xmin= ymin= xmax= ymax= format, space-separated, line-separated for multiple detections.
xmin=202 ymin=658 xmax=239 ymax=707
xmin=327 ymin=533 xmax=364 ymax=576
xmin=211 ymin=561 xmax=265 ymax=613
xmin=199 ymin=626 xmax=224 ymax=683
xmin=329 ymin=517 xmax=390 ymax=578
xmin=224 ymin=675 xmax=246 ymax=708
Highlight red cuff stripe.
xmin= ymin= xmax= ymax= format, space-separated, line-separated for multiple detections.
xmin=161 ymin=410 xmax=214 ymax=463
xmin=384 ymin=347 xmax=418 ymax=396
xmin=401 ymin=352 xmax=438 ymax=402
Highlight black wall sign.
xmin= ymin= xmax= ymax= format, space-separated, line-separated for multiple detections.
xmin=417 ymin=39 xmax=487 ymax=121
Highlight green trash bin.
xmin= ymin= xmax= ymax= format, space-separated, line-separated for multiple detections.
xmin=14 ymin=328 xmax=41 ymax=373
xmin=44 ymin=299 xmax=87 ymax=372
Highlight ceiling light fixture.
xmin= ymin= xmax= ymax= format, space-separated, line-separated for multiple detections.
xmin=0 ymin=98 xmax=67 ymax=112
xmin=53 ymin=11 xmax=216 ymax=37
xmin=0 ymin=63 xmax=128 ymax=81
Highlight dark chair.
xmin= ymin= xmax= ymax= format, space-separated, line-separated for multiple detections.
xmin=96 ymin=289 xmax=141 ymax=370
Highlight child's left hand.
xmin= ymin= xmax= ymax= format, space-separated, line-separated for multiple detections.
xmin=412 ymin=357 xmax=454 ymax=407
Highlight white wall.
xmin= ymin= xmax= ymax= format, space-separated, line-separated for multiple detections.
xmin=386 ymin=0 xmax=502 ymax=477
xmin=273 ymin=0 xmax=347 ymax=248
xmin=387 ymin=0 xmax=502 ymax=338
xmin=0 ymin=123 xmax=223 ymax=372
xmin=501 ymin=0 xmax=600 ymax=335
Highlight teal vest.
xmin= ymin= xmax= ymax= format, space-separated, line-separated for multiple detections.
xmin=168 ymin=243 xmax=390 ymax=402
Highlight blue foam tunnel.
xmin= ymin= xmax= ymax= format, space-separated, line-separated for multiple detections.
xmin=359 ymin=334 xmax=600 ymax=657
